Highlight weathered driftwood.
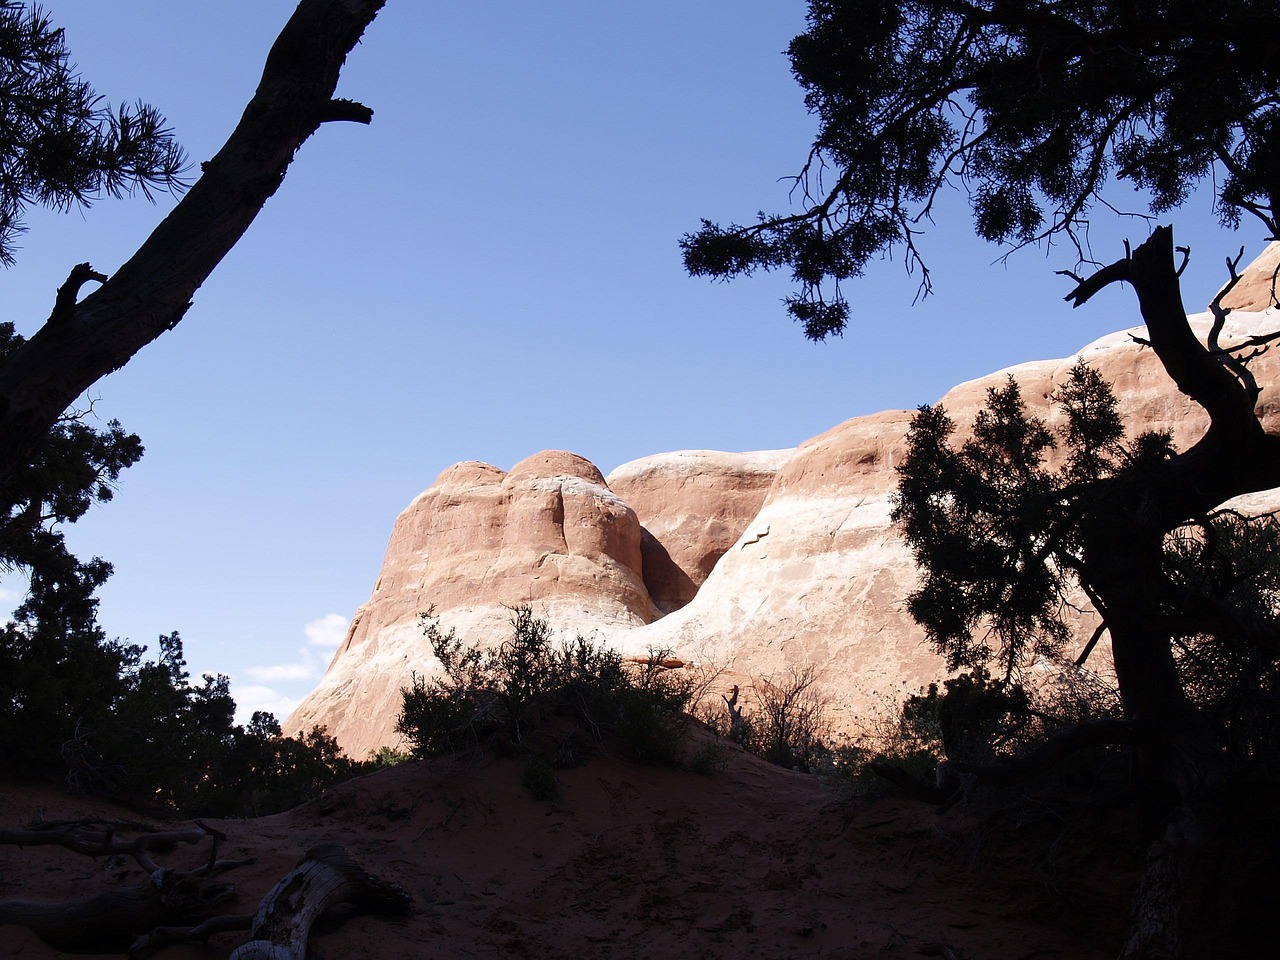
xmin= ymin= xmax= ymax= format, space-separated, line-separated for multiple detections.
xmin=0 ymin=819 xmax=244 ymax=951
xmin=0 ymin=867 xmax=237 ymax=952
xmin=0 ymin=820 xmax=215 ymax=871
xmin=1 ymin=819 xmax=408 ymax=956
xmin=229 ymin=843 xmax=410 ymax=960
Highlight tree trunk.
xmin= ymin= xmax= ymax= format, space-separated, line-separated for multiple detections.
xmin=1062 ymin=228 xmax=1280 ymax=958
xmin=0 ymin=0 xmax=386 ymax=508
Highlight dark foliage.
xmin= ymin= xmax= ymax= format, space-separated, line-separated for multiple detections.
xmin=0 ymin=616 xmax=372 ymax=816
xmin=683 ymin=0 xmax=1280 ymax=337
xmin=0 ymin=329 xmax=368 ymax=818
xmin=0 ymin=321 xmax=144 ymax=624
xmin=1163 ymin=510 xmax=1280 ymax=763
xmin=397 ymin=607 xmax=693 ymax=778
xmin=894 ymin=363 xmax=1118 ymax=675
xmin=0 ymin=7 xmax=378 ymax=820
xmin=0 ymin=1 xmax=185 ymax=263
xmin=892 ymin=360 xmax=1280 ymax=766
xmin=703 ymin=667 xmax=832 ymax=772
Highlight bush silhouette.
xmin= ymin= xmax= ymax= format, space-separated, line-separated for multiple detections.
xmin=397 ymin=607 xmax=693 ymax=776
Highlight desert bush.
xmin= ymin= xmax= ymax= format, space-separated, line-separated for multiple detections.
xmin=698 ymin=666 xmax=833 ymax=773
xmin=177 ymin=717 xmax=363 ymax=818
xmin=1164 ymin=510 xmax=1280 ymax=765
xmin=822 ymin=660 xmax=1127 ymax=800
xmin=521 ymin=752 xmax=559 ymax=800
xmin=685 ymin=740 xmax=732 ymax=776
xmin=397 ymin=607 xmax=694 ymax=772
xmin=368 ymin=745 xmax=411 ymax=767
xmin=813 ymin=686 xmax=945 ymax=799
xmin=746 ymin=666 xmax=831 ymax=771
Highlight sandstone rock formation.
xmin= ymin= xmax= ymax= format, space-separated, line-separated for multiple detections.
xmin=286 ymin=451 xmax=657 ymax=750
xmin=290 ymin=251 xmax=1280 ymax=758
xmin=605 ymin=450 xmax=789 ymax=615
xmin=1219 ymin=240 xmax=1280 ymax=313
xmin=609 ymin=312 xmax=1280 ymax=733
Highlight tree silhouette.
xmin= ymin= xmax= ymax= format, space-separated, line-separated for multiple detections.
xmin=0 ymin=0 xmax=387 ymax=525
xmin=685 ymin=3 xmax=1280 ymax=956
xmin=683 ymin=0 xmax=1280 ymax=337
xmin=0 ymin=0 xmax=388 ymax=814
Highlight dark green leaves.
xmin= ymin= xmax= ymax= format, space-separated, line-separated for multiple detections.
xmin=687 ymin=0 xmax=1280 ymax=331
xmin=892 ymin=363 xmax=1128 ymax=675
xmin=0 ymin=1 xmax=187 ymax=263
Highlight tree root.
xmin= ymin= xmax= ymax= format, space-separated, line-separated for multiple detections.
xmin=0 ymin=820 xmax=409 ymax=956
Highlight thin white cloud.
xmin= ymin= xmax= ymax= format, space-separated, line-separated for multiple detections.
xmin=231 ymin=683 xmax=302 ymax=726
xmin=305 ymin=613 xmax=349 ymax=648
xmin=230 ymin=615 xmax=349 ymax=726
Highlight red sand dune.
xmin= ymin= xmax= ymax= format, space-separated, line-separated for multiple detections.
xmin=0 ymin=730 xmax=1133 ymax=958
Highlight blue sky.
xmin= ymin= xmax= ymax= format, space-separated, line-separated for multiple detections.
xmin=1 ymin=2 xmax=1259 ymax=728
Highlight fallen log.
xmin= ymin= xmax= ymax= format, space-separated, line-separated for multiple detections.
xmin=229 ymin=843 xmax=410 ymax=960
xmin=0 ymin=819 xmax=242 ymax=951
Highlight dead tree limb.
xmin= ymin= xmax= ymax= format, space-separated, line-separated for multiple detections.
xmin=229 ymin=843 xmax=410 ymax=960
xmin=129 ymin=914 xmax=254 ymax=956
xmin=0 ymin=821 xmax=212 ymax=871
xmin=0 ymin=820 xmax=247 ymax=952
xmin=0 ymin=872 xmax=237 ymax=952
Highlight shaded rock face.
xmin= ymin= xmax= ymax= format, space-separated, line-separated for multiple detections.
xmin=291 ymin=251 xmax=1280 ymax=758
xmin=605 ymin=450 xmax=790 ymax=615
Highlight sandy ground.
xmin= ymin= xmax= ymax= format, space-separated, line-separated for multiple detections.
xmin=0 ymin=731 xmax=1137 ymax=958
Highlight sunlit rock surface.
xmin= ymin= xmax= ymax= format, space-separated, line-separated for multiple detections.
xmin=605 ymin=450 xmax=789 ymax=615
xmin=290 ymin=249 xmax=1280 ymax=757
xmin=286 ymin=451 xmax=656 ymax=751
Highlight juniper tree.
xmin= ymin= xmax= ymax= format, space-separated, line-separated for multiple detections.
xmin=685 ymin=5 xmax=1280 ymax=955
xmin=686 ymin=0 xmax=1280 ymax=788
xmin=684 ymin=0 xmax=1280 ymax=337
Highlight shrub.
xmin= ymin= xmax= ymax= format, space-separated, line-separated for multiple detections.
xmin=520 ymin=752 xmax=559 ymax=800
xmin=2 ymin=593 xmax=373 ymax=817
xmin=698 ymin=666 xmax=833 ymax=773
xmin=193 ymin=718 xmax=373 ymax=818
xmin=811 ymin=686 xmax=944 ymax=799
xmin=747 ymin=665 xmax=831 ymax=771
xmin=823 ymin=659 xmax=1128 ymax=800
xmin=396 ymin=607 xmax=693 ymax=769
xmin=368 ymin=745 xmax=410 ymax=767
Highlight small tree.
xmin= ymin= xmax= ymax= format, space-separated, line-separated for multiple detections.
xmin=748 ymin=666 xmax=831 ymax=772
xmin=892 ymin=359 xmax=1280 ymax=956
xmin=683 ymin=4 xmax=1280 ymax=955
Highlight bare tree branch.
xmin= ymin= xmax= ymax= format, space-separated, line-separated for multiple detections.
xmin=0 ymin=0 xmax=387 ymax=504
